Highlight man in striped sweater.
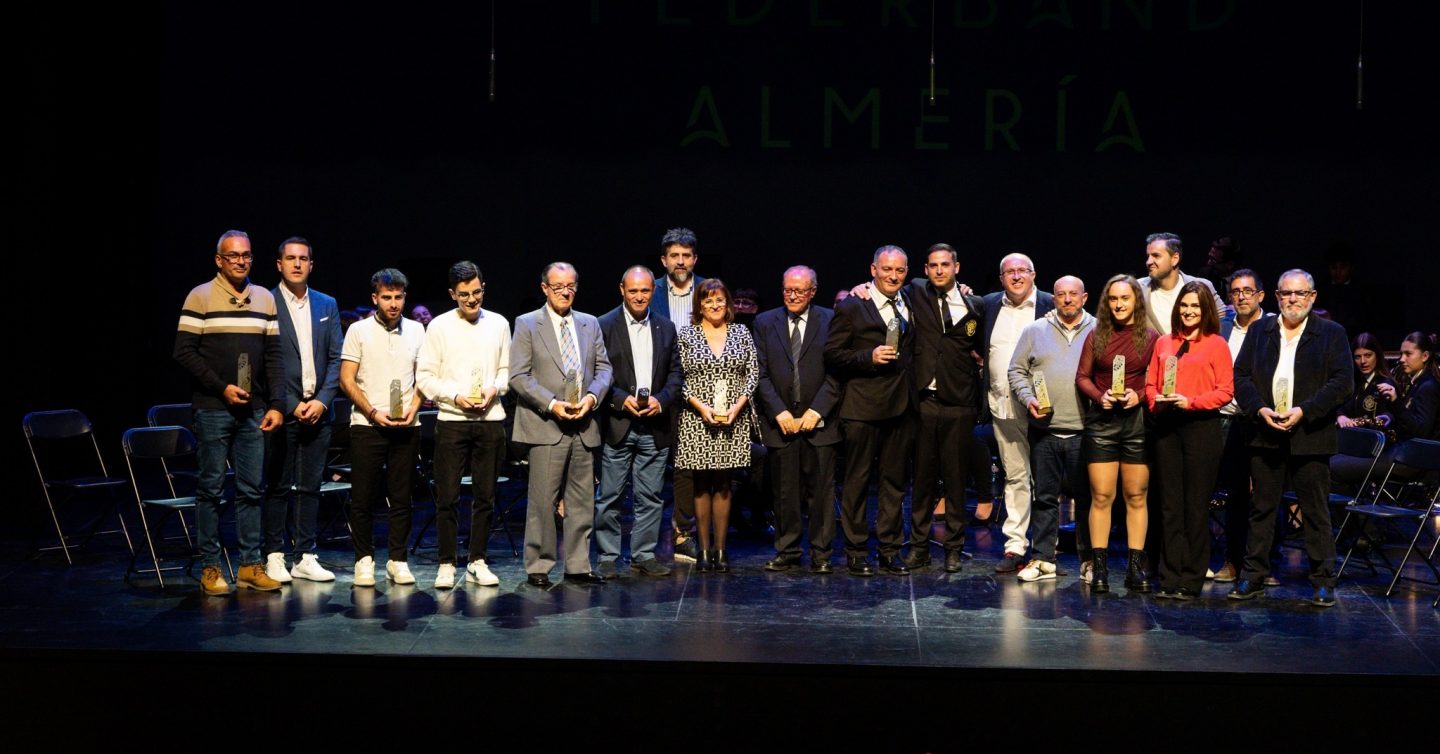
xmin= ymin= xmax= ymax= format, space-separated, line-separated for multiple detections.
xmin=174 ymin=229 xmax=285 ymax=596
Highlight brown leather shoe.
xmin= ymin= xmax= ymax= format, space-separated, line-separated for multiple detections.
xmin=200 ymin=565 xmax=231 ymax=596
xmin=1213 ymin=561 xmax=1238 ymax=583
xmin=236 ymin=562 xmax=282 ymax=591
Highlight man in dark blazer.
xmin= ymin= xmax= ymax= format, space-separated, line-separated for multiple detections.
xmin=755 ymin=265 xmax=842 ymax=574
xmin=263 ymin=236 xmax=342 ymax=583
xmin=509 ymin=262 xmax=614 ymax=587
xmin=659 ymin=227 xmax=704 ymax=562
xmin=594 ymin=266 xmax=682 ymax=578
xmin=981 ymin=252 xmax=1055 ymax=572
xmin=1230 ymin=268 xmax=1352 ymax=607
xmin=906 ymin=244 xmax=987 ymax=573
xmin=825 ymin=246 xmax=917 ymax=577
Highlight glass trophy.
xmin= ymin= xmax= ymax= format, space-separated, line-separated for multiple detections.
xmin=468 ymin=365 xmax=486 ymax=403
xmin=1033 ymin=370 xmax=1053 ymax=417
xmin=1275 ymin=377 xmax=1290 ymax=414
xmin=885 ymin=315 xmax=901 ymax=350
xmin=237 ymin=353 xmax=252 ymax=393
xmin=1109 ymin=355 xmax=1127 ymax=400
xmin=563 ymin=368 xmax=581 ymax=405
xmin=1162 ymin=355 xmax=1178 ymax=397
xmin=712 ymin=379 xmax=730 ymax=423
xmin=389 ymin=379 xmax=404 ymax=418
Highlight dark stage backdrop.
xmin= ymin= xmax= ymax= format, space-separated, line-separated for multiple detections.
xmin=20 ymin=1 xmax=1433 ymax=468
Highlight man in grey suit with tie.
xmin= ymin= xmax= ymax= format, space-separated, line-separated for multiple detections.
xmin=510 ymin=262 xmax=614 ymax=587
xmin=263 ymin=236 xmax=341 ymax=583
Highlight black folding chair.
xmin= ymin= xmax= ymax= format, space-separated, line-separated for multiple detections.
xmin=23 ymin=409 xmax=132 ymax=563
xmin=1277 ymin=427 xmax=1387 ymax=552
xmin=1337 ymin=439 xmax=1440 ymax=597
xmin=122 ymin=425 xmax=232 ymax=588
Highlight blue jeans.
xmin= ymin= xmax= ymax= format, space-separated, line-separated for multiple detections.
xmin=193 ymin=407 xmax=266 ymax=567
xmin=1029 ymin=430 xmax=1090 ymax=562
xmin=594 ymin=431 xmax=669 ymax=563
xmin=264 ymin=418 xmax=332 ymax=556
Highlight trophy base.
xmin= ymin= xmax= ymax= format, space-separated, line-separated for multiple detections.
xmin=1036 ymin=408 xmax=1053 ymax=417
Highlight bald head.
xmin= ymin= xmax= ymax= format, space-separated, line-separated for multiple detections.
xmin=619 ymin=265 xmax=656 ymax=320
xmin=1052 ymin=275 xmax=1088 ymax=324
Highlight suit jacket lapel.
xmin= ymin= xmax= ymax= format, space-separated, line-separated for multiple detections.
xmin=272 ymin=288 xmax=300 ymax=354
xmin=309 ymin=299 xmax=325 ymax=366
xmin=536 ymin=307 xmax=565 ymax=372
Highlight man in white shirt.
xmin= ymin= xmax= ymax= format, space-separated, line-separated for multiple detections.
xmin=1214 ymin=268 xmax=1273 ymax=582
xmin=416 ymin=261 xmax=510 ymax=589
xmin=339 ymin=268 xmax=425 ymax=588
xmin=1138 ymin=232 xmax=1227 ymax=335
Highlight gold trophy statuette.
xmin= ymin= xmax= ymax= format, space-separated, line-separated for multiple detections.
xmin=1110 ymin=355 xmax=1127 ymax=400
xmin=712 ymin=379 xmax=730 ymax=423
xmin=1033 ymin=370 xmax=1053 ymax=417
xmin=468 ymin=365 xmax=486 ymax=403
xmin=885 ymin=315 xmax=901 ymax=350
xmin=564 ymin=368 xmax=581 ymax=405
xmin=1162 ymin=355 xmax=1178 ymax=397
xmin=389 ymin=379 xmax=404 ymax=418
xmin=1275 ymin=377 xmax=1290 ymax=414
xmin=237 ymin=353 xmax=252 ymax=393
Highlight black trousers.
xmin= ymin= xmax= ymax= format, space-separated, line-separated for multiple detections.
xmin=909 ymin=396 xmax=975 ymax=552
xmin=1154 ymin=411 xmax=1223 ymax=592
xmin=840 ymin=414 xmax=913 ymax=560
xmin=671 ymin=468 xmax=696 ymax=536
xmin=432 ymin=420 xmax=505 ymax=564
xmin=348 ymin=424 xmax=418 ymax=562
xmin=1244 ymin=449 xmax=1337 ymax=587
xmin=769 ymin=437 xmax=837 ymax=560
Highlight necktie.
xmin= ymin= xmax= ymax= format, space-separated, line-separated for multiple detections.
xmin=789 ymin=314 xmax=803 ymax=404
xmin=888 ymin=298 xmax=906 ymax=334
xmin=939 ymin=292 xmax=953 ymax=332
xmin=560 ymin=318 xmax=580 ymax=376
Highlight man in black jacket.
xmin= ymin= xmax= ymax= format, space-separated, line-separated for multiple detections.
xmin=1230 ymin=269 xmax=1352 ymax=607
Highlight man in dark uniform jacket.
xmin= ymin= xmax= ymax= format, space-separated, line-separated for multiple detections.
xmin=754 ymin=265 xmax=842 ymax=574
xmin=825 ymin=246 xmax=917 ymax=577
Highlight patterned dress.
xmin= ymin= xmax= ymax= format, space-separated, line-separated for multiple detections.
xmin=675 ymin=323 xmax=758 ymax=470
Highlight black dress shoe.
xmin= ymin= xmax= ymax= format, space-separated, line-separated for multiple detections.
xmin=564 ymin=571 xmax=607 ymax=585
xmin=1228 ymin=579 xmax=1265 ymax=601
xmin=903 ymin=550 xmax=932 ymax=570
xmin=879 ymin=554 xmax=910 ymax=576
xmin=943 ymin=550 xmax=964 ymax=573
xmin=811 ymin=558 xmax=833 ymax=574
xmin=847 ymin=557 xmax=875 ymax=577
xmin=526 ymin=573 xmax=552 ymax=587
xmin=1309 ymin=585 xmax=1337 ymax=607
xmin=713 ymin=549 xmax=730 ymax=574
xmin=764 ymin=555 xmax=801 ymax=572
xmin=1156 ymin=588 xmax=1177 ymax=600
xmin=1173 ymin=587 xmax=1199 ymax=601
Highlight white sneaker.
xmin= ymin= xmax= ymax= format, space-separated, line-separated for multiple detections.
xmin=466 ymin=559 xmax=500 ymax=587
xmin=386 ymin=559 xmax=416 ymax=585
xmin=1080 ymin=560 xmax=1094 ymax=585
xmin=290 ymin=553 xmax=335 ymax=582
xmin=354 ymin=556 xmax=376 ymax=587
xmin=434 ymin=563 xmax=456 ymax=589
xmin=265 ymin=552 xmax=293 ymax=584
xmin=1017 ymin=559 xmax=1057 ymax=582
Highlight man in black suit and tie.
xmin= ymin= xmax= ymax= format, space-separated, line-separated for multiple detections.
xmin=754 ymin=266 xmax=842 ymax=574
xmin=1230 ymin=268 xmax=1351 ymax=607
xmin=825 ymin=246 xmax=916 ymax=577
xmin=906 ymin=244 xmax=987 ymax=573
xmin=594 ymin=267 xmax=683 ymax=578
xmin=263 ymin=236 xmax=342 ymax=583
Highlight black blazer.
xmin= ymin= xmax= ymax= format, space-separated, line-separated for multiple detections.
xmin=1392 ymin=372 xmax=1439 ymax=442
xmin=1234 ymin=315 xmax=1353 ymax=454
xmin=597 ymin=306 xmax=682 ymax=448
xmin=753 ymin=305 xmax=842 ymax=448
xmin=824 ymin=291 xmax=916 ymax=422
xmin=906 ymin=279 xmax=986 ymax=410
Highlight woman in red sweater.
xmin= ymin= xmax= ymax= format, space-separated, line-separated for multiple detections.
xmin=1076 ymin=274 xmax=1158 ymax=593
xmin=1146 ymin=282 xmax=1234 ymax=599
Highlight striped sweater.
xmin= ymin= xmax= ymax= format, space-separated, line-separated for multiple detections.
xmin=174 ymin=274 xmax=285 ymax=412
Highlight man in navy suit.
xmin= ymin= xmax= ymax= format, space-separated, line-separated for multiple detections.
xmin=825 ymin=246 xmax=917 ymax=577
xmin=594 ymin=267 xmax=682 ymax=578
xmin=982 ymin=252 xmax=1055 ymax=573
xmin=263 ymin=236 xmax=342 ymax=583
xmin=1230 ymin=269 xmax=1351 ymax=607
xmin=755 ymin=266 xmax=841 ymax=573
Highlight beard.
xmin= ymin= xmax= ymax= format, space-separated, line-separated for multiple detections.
xmin=669 ymin=269 xmax=692 ymax=286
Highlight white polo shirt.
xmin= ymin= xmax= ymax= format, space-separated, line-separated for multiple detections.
xmin=341 ymin=315 xmax=424 ymax=427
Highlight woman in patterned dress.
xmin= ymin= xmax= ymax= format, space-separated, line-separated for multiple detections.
xmin=675 ymin=278 xmax=758 ymax=573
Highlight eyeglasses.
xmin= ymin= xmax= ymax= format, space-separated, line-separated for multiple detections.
xmin=454 ymin=286 xmax=486 ymax=300
xmin=1002 ymin=268 xmax=1033 ymax=277
xmin=1229 ymin=287 xmax=1259 ymax=299
xmin=544 ymin=283 xmax=577 ymax=294
xmin=218 ymin=252 xmax=253 ymax=262
xmin=1276 ymin=289 xmax=1314 ymax=299
xmin=782 ymin=288 xmax=815 ymax=299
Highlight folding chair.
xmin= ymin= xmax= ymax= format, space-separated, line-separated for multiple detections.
xmin=1278 ymin=427 xmax=1387 ymax=552
xmin=23 ymin=409 xmax=132 ymax=563
xmin=1337 ymin=438 xmax=1440 ymax=597
xmin=122 ymin=425 xmax=232 ymax=588
xmin=410 ymin=411 xmax=521 ymax=558
xmin=314 ymin=400 xmax=355 ymax=544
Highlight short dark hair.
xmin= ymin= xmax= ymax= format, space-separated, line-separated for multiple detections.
xmin=692 ymin=278 xmax=734 ymax=325
xmin=926 ymin=243 xmax=958 ymax=263
xmin=448 ymin=260 xmax=482 ymax=289
xmin=1227 ymin=268 xmax=1263 ymax=292
xmin=277 ymin=236 xmax=312 ymax=259
xmin=1171 ymin=280 xmax=1221 ymax=336
xmin=370 ymin=268 xmax=409 ymax=293
xmin=661 ymin=227 xmax=697 ymax=253
xmin=1146 ymin=232 xmax=1183 ymax=257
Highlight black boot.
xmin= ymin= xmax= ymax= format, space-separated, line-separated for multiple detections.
xmin=713 ymin=549 xmax=730 ymax=574
xmin=696 ymin=549 xmax=713 ymax=573
xmin=1092 ymin=548 xmax=1110 ymax=593
xmin=1125 ymin=549 xmax=1152 ymax=593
